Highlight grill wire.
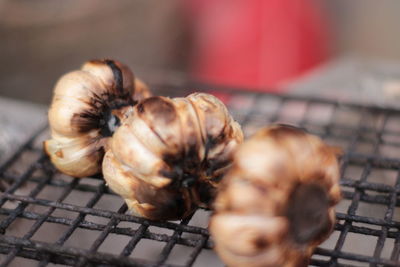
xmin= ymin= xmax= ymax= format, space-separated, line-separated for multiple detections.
xmin=1 ymin=83 xmax=400 ymax=266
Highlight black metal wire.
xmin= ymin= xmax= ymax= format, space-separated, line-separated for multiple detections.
xmin=0 ymin=85 xmax=400 ymax=266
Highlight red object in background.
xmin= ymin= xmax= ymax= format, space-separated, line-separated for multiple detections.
xmin=184 ymin=0 xmax=329 ymax=92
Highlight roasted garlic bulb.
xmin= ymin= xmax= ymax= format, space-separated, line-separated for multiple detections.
xmin=44 ymin=59 xmax=151 ymax=177
xmin=210 ymin=124 xmax=341 ymax=267
xmin=102 ymin=93 xmax=243 ymax=220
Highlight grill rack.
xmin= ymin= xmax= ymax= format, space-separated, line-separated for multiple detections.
xmin=0 ymin=83 xmax=400 ymax=267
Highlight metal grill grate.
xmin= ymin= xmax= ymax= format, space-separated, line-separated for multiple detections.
xmin=1 ymin=83 xmax=400 ymax=266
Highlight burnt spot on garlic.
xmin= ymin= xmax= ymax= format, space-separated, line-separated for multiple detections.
xmin=136 ymin=96 xmax=178 ymax=125
xmin=130 ymin=172 xmax=189 ymax=220
xmin=70 ymin=60 xmax=136 ymax=136
xmin=210 ymin=124 xmax=341 ymax=267
xmin=286 ymin=183 xmax=331 ymax=245
xmin=44 ymin=59 xmax=151 ymax=178
xmin=103 ymin=59 xmax=124 ymax=93
xmin=102 ymin=93 xmax=243 ymax=220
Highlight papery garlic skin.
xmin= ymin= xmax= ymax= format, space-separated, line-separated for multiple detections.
xmin=44 ymin=59 xmax=151 ymax=177
xmin=210 ymin=124 xmax=341 ymax=267
xmin=103 ymin=93 xmax=243 ymax=220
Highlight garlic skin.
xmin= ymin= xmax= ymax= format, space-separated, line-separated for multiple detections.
xmin=102 ymin=93 xmax=243 ymax=220
xmin=44 ymin=59 xmax=151 ymax=177
xmin=210 ymin=124 xmax=341 ymax=267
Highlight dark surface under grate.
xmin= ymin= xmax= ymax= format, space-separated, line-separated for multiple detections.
xmin=1 ymin=83 xmax=400 ymax=267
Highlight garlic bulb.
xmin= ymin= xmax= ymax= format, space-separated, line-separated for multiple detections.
xmin=102 ymin=93 xmax=243 ymax=220
xmin=210 ymin=124 xmax=341 ymax=267
xmin=44 ymin=59 xmax=151 ymax=177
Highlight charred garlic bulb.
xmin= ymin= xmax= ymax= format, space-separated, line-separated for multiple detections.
xmin=102 ymin=93 xmax=243 ymax=220
xmin=210 ymin=124 xmax=341 ymax=267
xmin=44 ymin=59 xmax=151 ymax=177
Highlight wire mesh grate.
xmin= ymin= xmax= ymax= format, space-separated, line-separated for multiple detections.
xmin=1 ymin=83 xmax=400 ymax=266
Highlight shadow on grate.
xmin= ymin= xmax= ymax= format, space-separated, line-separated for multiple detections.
xmin=1 ymin=84 xmax=400 ymax=267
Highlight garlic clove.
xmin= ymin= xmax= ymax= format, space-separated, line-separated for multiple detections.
xmin=103 ymin=150 xmax=192 ymax=220
xmin=82 ymin=60 xmax=132 ymax=92
xmin=52 ymin=70 xmax=105 ymax=99
xmin=210 ymin=214 xmax=288 ymax=267
xmin=124 ymin=111 xmax=168 ymax=155
xmin=102 ymin=150 xmax=141 ymax=199
xmin=232 ymin=129 xmax=300 ymax=192
xmin=110 ymin=119 xmax=172 ymax=188
xmin=82 ymin=60 xmax=151 ymax=103
xmin=135 ymin=96 xmax=184 ymax=154
xmin=215 ymin=177 xmax=288 ymax=216
xmin=187 ymin=93 xmax=230 ymax=140
xmin=173 ymin=97 xmax=205 ymax=162
xmin=187 ymin=93 xmax=244 ymax=177
xmin=43 ymin=132 xmax=103 ymax=177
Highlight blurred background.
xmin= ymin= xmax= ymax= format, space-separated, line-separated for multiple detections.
xmin=1 ymin=0 xmax=400 ymax=104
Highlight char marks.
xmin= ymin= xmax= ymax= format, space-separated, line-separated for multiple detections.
xmin=71 ymin=109 xmax=101 ymax=133
xmin=138 ymin=96 xmax=177 ymax=125
xmin=71 ymin=84 xmax=133 ymax=135
xmin=132 ymin=179 xmax=188 ymax=220
xmin=286 ymin=183 xmax=330 ymax=244
xmin=266 ymin=124 xmax=308 ymax=141
xmin=104 ymin=59 xmax=124 ymax=93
